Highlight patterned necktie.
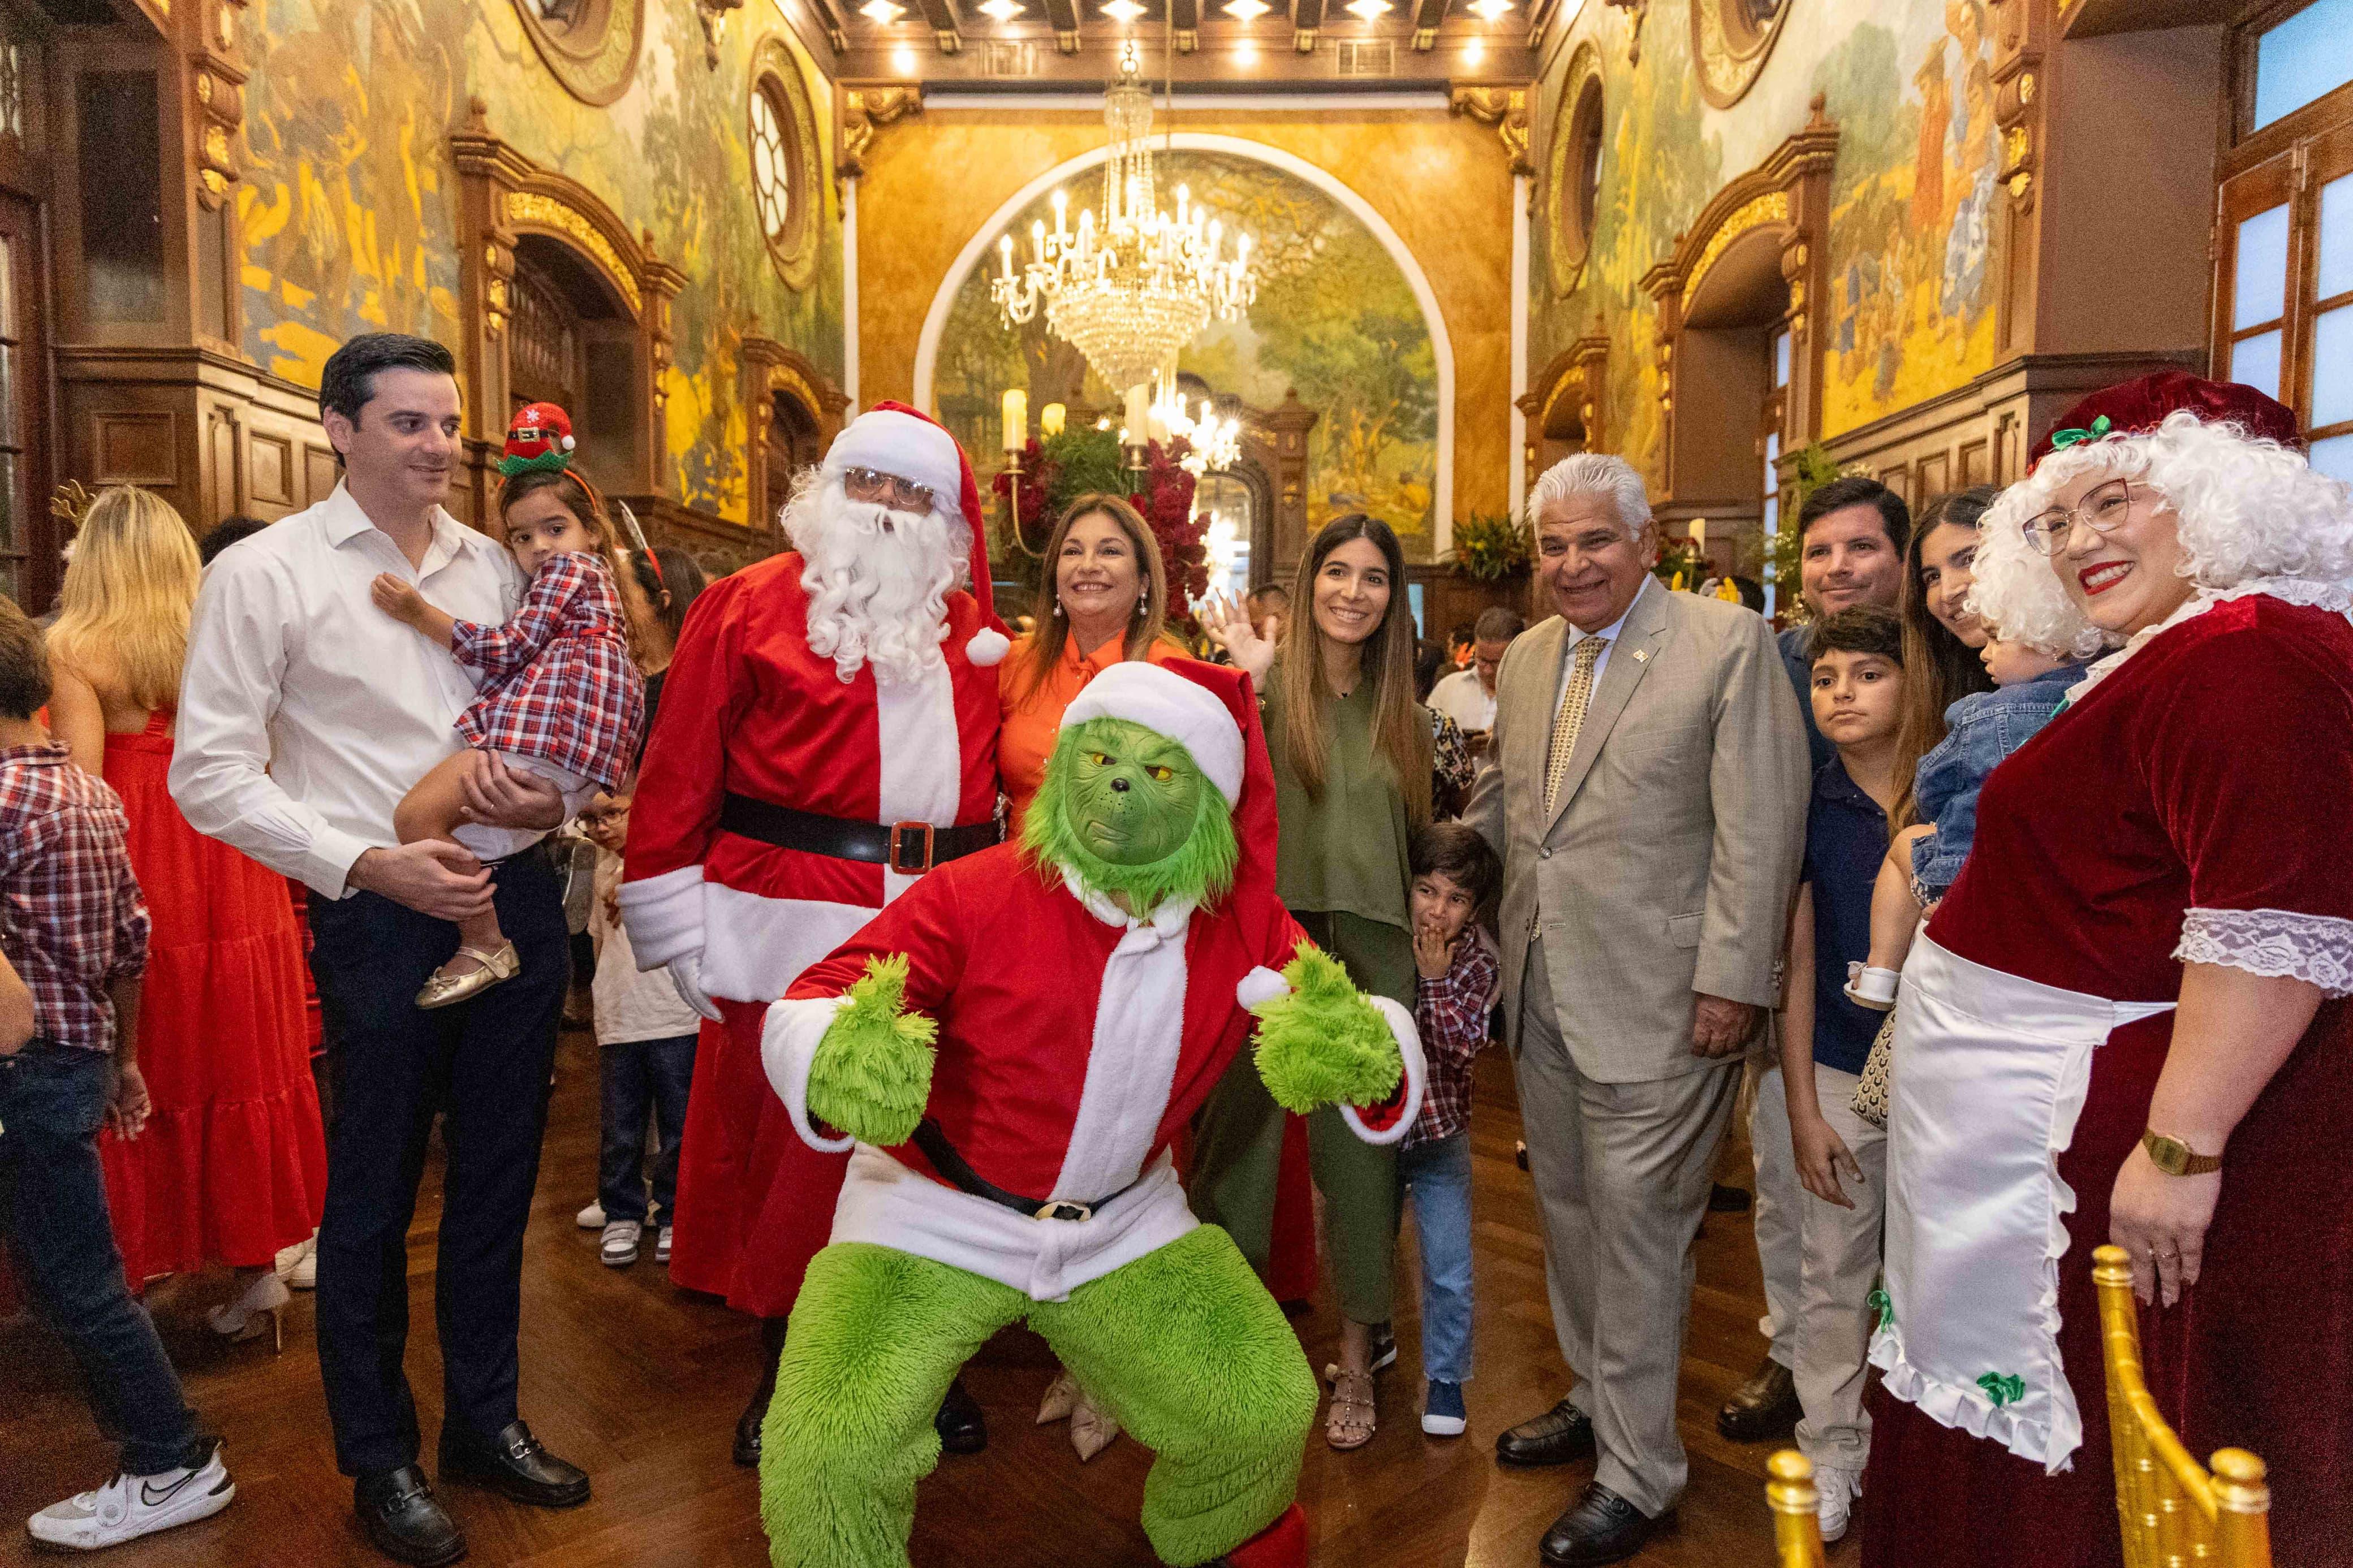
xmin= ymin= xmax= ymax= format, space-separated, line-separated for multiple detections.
xmin=1544 ymin=636 xmax=1609 ymax=814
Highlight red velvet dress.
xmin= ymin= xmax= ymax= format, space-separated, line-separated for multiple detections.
xmin=1862 ymin=595 xmax=2353 ymax=1566
xmin=96 ymin=709 xmax=327 ymax=1281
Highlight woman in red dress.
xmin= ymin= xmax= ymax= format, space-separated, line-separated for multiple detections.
xmin=46 ymin=487 xmax=326 ymax=1344
xmin=1861 ymin=373 xmax=2353 ymax=1566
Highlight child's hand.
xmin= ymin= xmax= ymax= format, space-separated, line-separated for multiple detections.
xmin=1412 ymin=922 xmax=1455 ymax=980
xmin=371 ymin=573 xmax=426 ymax=625
xmin=1792 ymin=1109 xmax=1863 ymax=1209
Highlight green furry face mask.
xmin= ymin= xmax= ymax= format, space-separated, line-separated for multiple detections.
xmin=1021 ymin=715 xmax=1238 ymax=915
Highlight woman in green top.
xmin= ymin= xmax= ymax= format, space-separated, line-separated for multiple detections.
xmin=1199 ymin=513 xmax=1466 ymax=1451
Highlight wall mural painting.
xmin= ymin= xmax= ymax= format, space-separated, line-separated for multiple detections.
xmin=238 ymin=0 xmax=844 ymax=522
xmin=936 ymin=152 xmax=1441 ymax=560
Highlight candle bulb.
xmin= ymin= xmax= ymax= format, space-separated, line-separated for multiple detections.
xmin=998 ymin=234 xmax=1013 ymax=280
xmin=1041 ymin=402 xmax=1066 ymax=438
xmin=1051 ymin=188 xmax=1068 ymax=240
xmin=1031 ymin=218 xmax=1046 ymax=261
xmin=1123 ymin=384 xmax=1149 ymax=446
xmin=1002 ymin=388 xmax=1027 ymax=454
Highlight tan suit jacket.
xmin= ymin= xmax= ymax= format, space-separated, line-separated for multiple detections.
xmin=1463 ymin=581 xmax=1808 ymax=1083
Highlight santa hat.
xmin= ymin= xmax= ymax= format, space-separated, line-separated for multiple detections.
xmin=824 ymin=401 xmax=1009 ymax=660
xmin=501 ymin=401 xmax=577 ymax=478
xmin=2030 ymin=371 xmax=2302 ymax=472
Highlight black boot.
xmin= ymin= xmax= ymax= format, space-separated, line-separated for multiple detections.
xmin=935 ymin=1375 xmax=988 ymax=1455
xmin=734 ymin=1316 xmax=788 ymax=1467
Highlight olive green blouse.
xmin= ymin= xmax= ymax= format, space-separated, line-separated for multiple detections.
xmin=1261 ymin=665 xmax=1420 ymax=935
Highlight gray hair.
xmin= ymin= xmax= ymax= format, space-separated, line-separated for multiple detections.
xmin=1529 ymin=452 xmax=1653 ymax=537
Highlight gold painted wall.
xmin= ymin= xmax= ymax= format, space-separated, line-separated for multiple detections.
xmin=855 ymin=106 xmax=1516 ymax=554
xmin=238 ymin=0 xmax=846 ymax=523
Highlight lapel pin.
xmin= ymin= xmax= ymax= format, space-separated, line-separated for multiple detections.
xmin=1632 ymin=649 xmax=1649 ymax=663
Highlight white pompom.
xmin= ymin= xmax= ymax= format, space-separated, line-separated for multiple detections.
xmin=1235 ymin=966 xmax=1290 ymax=1009
xmin=965 ymin=627 xmax=1011 ymax=667
xmin=561 ymin=434 xmax=576 ymax=451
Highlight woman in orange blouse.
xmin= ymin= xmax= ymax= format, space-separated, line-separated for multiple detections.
xmin=999 ymin=493 xmax=1186 ymax=826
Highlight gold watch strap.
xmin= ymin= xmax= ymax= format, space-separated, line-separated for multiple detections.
xmin=2142 ymin=1129 xmax=2223 ymax=1177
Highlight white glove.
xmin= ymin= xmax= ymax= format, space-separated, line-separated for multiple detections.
xmin=669 ymin=951 xmax=723 ymax=1023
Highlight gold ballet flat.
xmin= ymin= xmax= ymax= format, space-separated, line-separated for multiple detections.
xmin=416 ymin=942 xmax=521 ymax=1010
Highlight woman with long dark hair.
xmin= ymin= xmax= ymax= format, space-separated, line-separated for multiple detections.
xmin=1893 ymin=487 xmax=1998 ymax=824
xmin=1197 ymin=513 xmax=1468 ymax=1450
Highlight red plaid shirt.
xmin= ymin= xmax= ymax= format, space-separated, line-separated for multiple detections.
xmin=451 ymin=551 xmax=645 ymax=792
xmin=0 ymin=742 xmax=150 ymax=1051
xmin=1406 ymin=925 xmax=1499 ymax=1147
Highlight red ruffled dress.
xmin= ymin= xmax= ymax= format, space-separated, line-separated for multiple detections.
xmin=1861 ymin=592 xmax=2353 ymax=1567
xmin=96 ymin=708 xmax=327 ymax=1281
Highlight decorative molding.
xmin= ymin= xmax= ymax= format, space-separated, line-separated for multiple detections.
xmin=1692 ymin=0 xmax=1792 ymax=111
xmin=1602 ymin=0 xmax=1648 ymax=62
xmin=506 ymin=192 xmax=645 ymax=314
xmin=1516 ymin=332 xmax=1609 ymax=485
xmin=742 ymin=334 xmax=851 ymax=533
xmin=840 ymin=83 xmax=923 ymax=179
xmin=1543 ymin=42 xmax=1604 ymax=295
xmin=1986 ymin=0 xmax=2045 ymax=360
xmin=696 ymin=0 xmax=744 ymax=67
xmin=1450 ymin=84 xmax=1533 ymax=176
xmin=752 ymin=37 xmax=825 ymax=290
xmin=188 ymin=0 xmax=251 ymax=209
xmin=510 ymin=0 xmax=646 ymax=107
xmin=1679 ymin=190 xmax=1789 ymax=311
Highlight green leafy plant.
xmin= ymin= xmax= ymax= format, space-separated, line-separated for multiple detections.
xmin=1450 ymin=511 xmax=1533 ymax=581
xmin=1769 ymin=443 xmax=1848 ymax=623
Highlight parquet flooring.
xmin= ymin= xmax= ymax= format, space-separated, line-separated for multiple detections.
xmin=0 ymin=1030 xmax=1858 ymax=1567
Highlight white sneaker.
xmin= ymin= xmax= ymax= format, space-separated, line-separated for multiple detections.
xmin=1813 ymin=1459 xmax=1862 ymax=1543
xmin=655 ymin=1224 xmax=673 ymax=1264
xmin=576 ymin=1200 xmax=606 ymax=1229
xmin=600 ymin=1219 xmax=642 ymax=1267
xmin=28 ymin=1449 xmax=235 ymax=1550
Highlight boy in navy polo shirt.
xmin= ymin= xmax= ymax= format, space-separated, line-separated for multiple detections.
xmin=1775 ymin=605 xmax=1908 ymax=1543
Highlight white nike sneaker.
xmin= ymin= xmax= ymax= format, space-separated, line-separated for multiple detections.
xmin=1812 ymin=1459 xmax=1862 ymax=1543
xmin=28 ymin=1448 xmax=235 ymax=1550
xmin=576 ymin=1200 xmax=606 ymax=1229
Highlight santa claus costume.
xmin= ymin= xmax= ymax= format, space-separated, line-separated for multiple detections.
xmin=757 ymin=659 xmax=1425 ymax=1568
xmin=620 ymin=404 xmax=1008 ymax=1457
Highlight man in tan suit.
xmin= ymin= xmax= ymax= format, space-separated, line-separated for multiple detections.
xmin=1464 ymin=453 xmax=1807 ymax=1566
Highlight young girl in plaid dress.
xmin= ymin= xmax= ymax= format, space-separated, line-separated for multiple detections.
xmin=370 ymin=411 xmax=645 ymax=1009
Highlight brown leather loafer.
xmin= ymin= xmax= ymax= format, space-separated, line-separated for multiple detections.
xmin=1716 ymin=1354 xmax=1800 ymax=1442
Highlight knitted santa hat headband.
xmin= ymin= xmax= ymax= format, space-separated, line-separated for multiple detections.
xmin=1060 ymin=661 xmax=1246 ymax=805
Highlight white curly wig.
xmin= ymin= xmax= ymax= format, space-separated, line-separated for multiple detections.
xmin=1968 ymin=409 xmax=2353 ymax=658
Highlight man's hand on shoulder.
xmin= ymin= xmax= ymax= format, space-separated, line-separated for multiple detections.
xmin=349 ymin=840 xmax=495 ymax=921
xmin=457 ymin=752 xmax=566 ymax=832
xmin=1691 ymin=993 xmax=1759 ymax=1058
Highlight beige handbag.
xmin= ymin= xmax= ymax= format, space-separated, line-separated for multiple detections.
xmin=1851 ymin=1009 xmax=1898 ymax=1130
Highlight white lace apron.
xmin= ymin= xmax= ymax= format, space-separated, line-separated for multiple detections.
xmin=1868 ymin=932 xmax=2174 ymax=1472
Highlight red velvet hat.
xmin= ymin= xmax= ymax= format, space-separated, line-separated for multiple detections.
xmin=2029 ymin=371 xmax=2303 ymax=471
xmin=825 ymin=401 xmax=1007 ymax=646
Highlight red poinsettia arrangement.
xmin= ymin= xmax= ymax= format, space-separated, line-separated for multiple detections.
xmin=992 ymin=427 xmax=1208 ymax=630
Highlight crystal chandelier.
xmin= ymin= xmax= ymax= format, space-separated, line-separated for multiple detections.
xmin=1148 ymin=383 xmax=1242 ymax=476
xmin=991 ymin=55 xmax=1257 ymax=393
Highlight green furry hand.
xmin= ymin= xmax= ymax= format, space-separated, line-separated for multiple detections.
xmin=1249 ymin=948 xmax=1403 ymax=1114
xmin=806 ymin=954 xmax=938 ymax=1147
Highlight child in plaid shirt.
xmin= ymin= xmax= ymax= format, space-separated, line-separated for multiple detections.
xmin=370 ymin=456 xmax=645 ymax=1011
xmin=0 ymin=595 xmax=236 ymax=1550
xmin=1401 ymin=821 xmax=1502 ymax=1438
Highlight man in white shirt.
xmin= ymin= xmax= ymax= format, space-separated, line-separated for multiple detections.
xmin=171 ymin=334 xmax=588 ymax=1567
xmin=1425 ymin=606 xmax=1525 ymax=742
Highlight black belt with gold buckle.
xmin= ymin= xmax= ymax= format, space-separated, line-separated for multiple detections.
xmin=910 ymin=1118 xmax=1140 ymax=1223
xmin=718 ymin=793 xmax=997 ymax=875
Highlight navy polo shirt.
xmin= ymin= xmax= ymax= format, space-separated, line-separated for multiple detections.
xmin=1803 ymin=755 xmax=1888 ymax=1076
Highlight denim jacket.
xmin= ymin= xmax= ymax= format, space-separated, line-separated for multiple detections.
xmin=1910 ymin=660 xmax=2090 ymax=899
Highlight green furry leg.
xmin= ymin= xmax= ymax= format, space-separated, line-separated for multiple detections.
xmin=1031 ymin=1225 xmax=1318 ymax=1567
xmin=759 ymin=1243 xmax=1024 ymax=1568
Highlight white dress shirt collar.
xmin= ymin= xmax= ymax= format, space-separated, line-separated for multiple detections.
xmin=317 ymin=481 xmax=493 ymax=576
xmin=1556 ymin=574 xmax=1650 ymax=698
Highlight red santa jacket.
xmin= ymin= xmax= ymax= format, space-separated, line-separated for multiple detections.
xmin=619 ymin=551 xmax=1003 ymax=1004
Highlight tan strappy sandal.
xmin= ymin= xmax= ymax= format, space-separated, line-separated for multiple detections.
xmin=416 ymin=941 xmax=520 ymax=1009
xmin=1324 ymin=1366 xmax=1376 ymax=1451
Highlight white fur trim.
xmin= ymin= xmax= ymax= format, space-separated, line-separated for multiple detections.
xmin=699 ymin=887 xmax=878 ymax=1003
xmin=1060 ymin=662 xmax=1244 ymax=803
xmin=1236 ymin=966 xmax=1290 ymax=1009
xmin=826 ymin=409 xmax=963 ymax=508
xmin=618 ymin=863 xmax=706 ymax=972
xmin=830 ymin=1144 xmax=1199 ymax=1303
xmin=1053 ymin=901 xmax=1194 ymax=1202
xmin=874 ymin=656 xmax=965 ymax=905
xmin=762 ymin=996 xmax=857 ymax=1154
xmin=1339 ymin=995 xmax=1426 ymax=1147
xmin=966 ymin=627 xmax=1010 ymax=667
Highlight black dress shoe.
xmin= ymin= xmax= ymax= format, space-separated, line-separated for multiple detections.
xmin=1716 ymin=1354 xmax=1800 ymax=1442
xmin=437 ymin=1420 xmax=590 ymax=1509
xmin=1708 ymin=1181 xmax=1753 ymax=1213
xmin=936 ymin=1375 xmax=988 ymax=1455
xmin=734 ymin=1379 xmax=771 ymax=1467
xmin=1539 ymin=1482 xmax=1666 ymax=1567
xmin=354 ymin=1465 xmax=466 ymax=1567
xmin=1494 ymin=1396 xmax=1596 ymax=1467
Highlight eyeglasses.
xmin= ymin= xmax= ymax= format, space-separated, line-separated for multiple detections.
xmin=2022 ymin=478 xmax=2139 ymax=557
xmin=842 ymin=466 xmax=938 ymax=514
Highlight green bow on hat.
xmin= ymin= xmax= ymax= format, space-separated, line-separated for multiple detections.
xmin=2048 ymin=414 xmax=2114 ymax=451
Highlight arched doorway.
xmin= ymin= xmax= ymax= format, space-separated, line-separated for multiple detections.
xmin=507 ymin=233 xmax=642 ymax=498
xmin=740 ymin=336 xmax=849 ymax=537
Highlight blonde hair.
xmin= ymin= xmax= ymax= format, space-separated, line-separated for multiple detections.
xmin=48 ymin=485 xmax=202 ymax=710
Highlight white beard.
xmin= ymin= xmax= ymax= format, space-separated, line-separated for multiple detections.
xmin=789 ymin=474 xmax=968 ymax=687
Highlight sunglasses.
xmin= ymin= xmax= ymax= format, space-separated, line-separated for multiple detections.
xmin=842 ymin=466 xmax=938 ymax=515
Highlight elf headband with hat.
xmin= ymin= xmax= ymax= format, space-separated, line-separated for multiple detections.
xmin=2029 ymin=370 xmax=2302 ymax=472
xmin=495 ymin=401 xmax=665 ymax=590
xmin=820 ymin=401 xmax=1010 ymax=658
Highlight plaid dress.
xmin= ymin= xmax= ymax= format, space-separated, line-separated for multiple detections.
xmin=451 ymin=551 xmax=645 ymax=792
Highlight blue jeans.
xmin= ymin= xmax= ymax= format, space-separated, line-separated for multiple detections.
xmin=0 ymin=1041 xmax=208 ymax=1476
xmin=1398 ymin=1130 xmax=1475 ymax=1384
xmin=597 ymin=1033 xmax=696 ymax=1224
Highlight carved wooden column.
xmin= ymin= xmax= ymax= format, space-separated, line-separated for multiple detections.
xmin=1988 ymin=0 xmax=2049 ymax=363
xmin=1243 ymin=388 xmax=1319 ymax=573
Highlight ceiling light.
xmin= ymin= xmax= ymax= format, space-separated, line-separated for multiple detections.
xmin=1223 ymin=0 xmax=1270 ymax=16
xmin=1462 ymin=34 xmax=1483 ymax=62
xmin=1235 ymin=37 xmax=1258 ymax=62
xmin=891 ymin=42 xmax=917 ymax=70
xmin=860 ymin=0 xmax=904 ymax=20
xmin=1100 ymin=0 xmax=1146 ymax=19
xmin=978 ymin=0 xmax=1023 ymax=17
xmin=1466 ymin=0 xmax=1512 ymax=15
xmin=1343 ymin=0 xmax=1390 ymax=18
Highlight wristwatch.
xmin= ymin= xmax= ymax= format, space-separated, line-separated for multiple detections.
xmin=2141 ymin=1129 xmax=2223 ymax=1177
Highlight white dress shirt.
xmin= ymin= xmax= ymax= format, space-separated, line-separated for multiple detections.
xmin=1554 ymin=573 xmax=1652 ymax=706
xmin=1426 ymin=668 xmax=1497 ymax=733
xmin=170 ymin=483 xmax=521 ymax=899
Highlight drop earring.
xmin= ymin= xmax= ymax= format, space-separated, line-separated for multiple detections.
xmin=1051 ymin=601 xmax=1065 ymax=617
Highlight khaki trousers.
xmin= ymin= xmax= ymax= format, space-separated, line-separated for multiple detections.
xmin=1514 ymin=939 xmax=1739 ymax=1518
xmin=1789 ymin=1062 xmax=1887 ymax=1473
xmin=1747 ymin=1038 xmax=1806 ymax=1365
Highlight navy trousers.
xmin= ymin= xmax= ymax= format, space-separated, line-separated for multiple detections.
xmin=305 ymin=850 xmax=566 ymax=1477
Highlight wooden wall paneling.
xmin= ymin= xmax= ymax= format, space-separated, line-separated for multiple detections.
xmin=303 ymin=442 xmax=337 ymax=508
xmin=247 ymin=428 xmax=291 ymax=508
xmin=1917 ymin=450 xmax=1951 ymax=501
xmin=1959 ymin=439 xmax=1989 ymax=487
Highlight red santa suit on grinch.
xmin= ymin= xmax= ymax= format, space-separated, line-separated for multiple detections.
xmin=619 ymin=404 xmax=1009 ymax=1319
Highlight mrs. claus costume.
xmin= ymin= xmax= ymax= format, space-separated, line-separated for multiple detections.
xmin=619 ymin=403 xmax=1008 ymax=1323
xmin=759 ymin=658 xmax=1424 ymax=1568
xmin=1860 ymin=373 xmax=2353 ymax=1567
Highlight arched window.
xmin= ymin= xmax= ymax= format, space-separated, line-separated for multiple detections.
xmin=1547 ymin=50 xmax=1605 ymax=295
xmin=748 ymin=40 xmax=821 ymax=290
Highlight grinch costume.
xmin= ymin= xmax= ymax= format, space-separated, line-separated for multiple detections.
xmin=757 ymin=659 xmax=1426 ymax=1568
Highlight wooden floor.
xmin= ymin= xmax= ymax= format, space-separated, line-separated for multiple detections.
xmin=0 ymin=1029 xmax=1859 ymax=1568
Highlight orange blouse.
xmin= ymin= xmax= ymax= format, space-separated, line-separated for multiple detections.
xmin=997 ymin=629 xmax=1186 ymax=827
